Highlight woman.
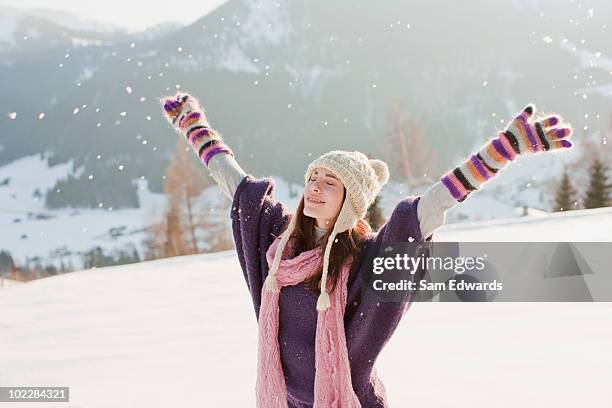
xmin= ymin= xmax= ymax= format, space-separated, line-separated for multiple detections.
xmin=162 ymin=94 xmax=573 ymax=407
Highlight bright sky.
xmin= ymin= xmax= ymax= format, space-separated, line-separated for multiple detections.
xmin=0 ymin=0 xmax=229 ymax=31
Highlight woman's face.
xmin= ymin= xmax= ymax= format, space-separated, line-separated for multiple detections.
xmin=303 ymin=167 xmax=345 ymax=229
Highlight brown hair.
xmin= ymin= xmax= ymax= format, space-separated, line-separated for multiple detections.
xmin=276 ymin=188 xmax=372 ymax=295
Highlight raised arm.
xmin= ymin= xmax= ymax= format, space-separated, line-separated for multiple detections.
xmin=417 ymin=103 xmax=574 ymax=238
xmin=161 ymin=93 xmax=247 ymax=201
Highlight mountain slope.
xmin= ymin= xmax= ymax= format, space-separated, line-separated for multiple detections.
xmin=1 ymin=0 xmax=611 ymax=210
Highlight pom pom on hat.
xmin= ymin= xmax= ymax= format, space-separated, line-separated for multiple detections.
xmin=369 ymin=159 xmax=389 ymax=186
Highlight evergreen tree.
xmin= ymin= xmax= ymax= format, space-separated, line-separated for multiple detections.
xmin=583 ymin=158 xmax=612 ymax=209
xmin=0 ymin=250 xmax=15 ymax=273
xmin=553 ymin=170 xmax=579 ymax=212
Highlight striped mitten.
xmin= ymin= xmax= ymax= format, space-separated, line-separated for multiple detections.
xmin=161 ymin=93 xmax=234 ymax=167
xmin=441 ymin=103 xmax=574 ymax=202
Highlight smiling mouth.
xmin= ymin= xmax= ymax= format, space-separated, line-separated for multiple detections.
xmin=307 ymin=197 xmax=325 ymax=204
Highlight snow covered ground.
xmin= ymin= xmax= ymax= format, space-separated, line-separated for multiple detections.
xmin=1 ymin=209 xmax=611 ymax=407
xmin=0 ymin=155 xmax=167 ymax=266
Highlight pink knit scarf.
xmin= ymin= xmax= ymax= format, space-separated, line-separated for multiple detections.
xmin=256 ymin=236 xmax=361 ymax=407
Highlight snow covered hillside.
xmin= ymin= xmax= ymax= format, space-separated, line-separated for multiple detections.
xmin=1 ymin=150 xmax=610 ymax=269
xmin=1 ymin=210 xmax=611 ymax=407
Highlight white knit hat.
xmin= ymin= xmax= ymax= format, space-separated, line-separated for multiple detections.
xmin=264 ymin=150 xmax=390 ymax=311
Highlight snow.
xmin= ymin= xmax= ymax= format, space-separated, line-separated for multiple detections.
xmin=216 ymin=43 xmax=260 ymax=74
xmin=0 ymin=152 xmax=606 ymax=268
xmin=435 ymin=206 xmax=612 ymax=242
xmin=1 ymin=208 xmax=611 ymax=406
xmin=0 ymin=277 xmax=22 ymax=287
xmin=27 ymin=8 xmax=120 ymax=33
xmin=241 ymin=0 xmax=292 ymax=47
xmin=0 ymin=6 xmax=121 ymax=51
xmin=0 ymin=154 xmax=166 ymax=264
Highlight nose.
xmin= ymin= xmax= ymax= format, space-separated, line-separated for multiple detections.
xmin=309 ymin=179 xmax=322 ymax=194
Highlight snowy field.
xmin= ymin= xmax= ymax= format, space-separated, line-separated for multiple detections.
xmin=1 ymin=208 xmax=611 ymax=407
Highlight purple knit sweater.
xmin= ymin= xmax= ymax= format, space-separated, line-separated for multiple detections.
xmin=231 ymin=174 xmax=432 ymax=407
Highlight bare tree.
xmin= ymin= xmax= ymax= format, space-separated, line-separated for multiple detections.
xmin=198 ymin=197 xmax=234 ymax=252
xmin=142 ymin=141 xmax=238 ymax=259
xmin=381 ymin=98 xmax=436 ymax=189
xmin=164 ymin=140 xmax=209 ymax=254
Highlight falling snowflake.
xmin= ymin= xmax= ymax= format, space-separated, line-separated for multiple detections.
xmin=118 ymin=165 xmax=124 ymax=171
xmin=73 ymin=108 xmax=79 ymax=114
xmin=38 ymin=113 xmax=45 ymax=120
xmin=126 ymin=86 xmax=133 ymax=94
xmin=542 ymin=36 xmax=553 ymax=44
xmin=120 ymin=112 xmax=127 ymax=117
xmin=88 ymin=175 xmax=94 ymax=180
xmin=482 ymin=81 xmax=488 ymax=87
xmin=8 ymin=112 xmax=17 ymax=119
xmin=140 ymin=97 xmax=146 ymax=102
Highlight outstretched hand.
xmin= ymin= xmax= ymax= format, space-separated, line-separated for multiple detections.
xmin=498 ymin=104 xmax=574 ymax=159
xmin=161 ymin=92 xmax=208 ymax=130
xmin=440 ymin=103 xmax=574 ymax=204
xmin=160 ymin=92 xmax=233 ymax=168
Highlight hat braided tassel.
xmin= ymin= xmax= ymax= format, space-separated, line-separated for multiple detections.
xmin=264 ymin=215 xmax=298 ymax=293
xmin=316 ymin=229 xmax=337 ymax=311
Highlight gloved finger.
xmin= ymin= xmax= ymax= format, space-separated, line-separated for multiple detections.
xmin=550 ymin=139 xmax=573 ymax=150
xmin=515 ymin=103 xmax=536 ymax=122
xmin=162 ymin=99 xmax=181 ymax=117
xmin=546 ymin=127 xmax=573 ymax=140
xmin=537 ymin=115 xmax=561 ymax=129
xmin=174 ymin=93 xmax=190 ymax=104
xmin=163 ymin=99 xmax=179 ymax=112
